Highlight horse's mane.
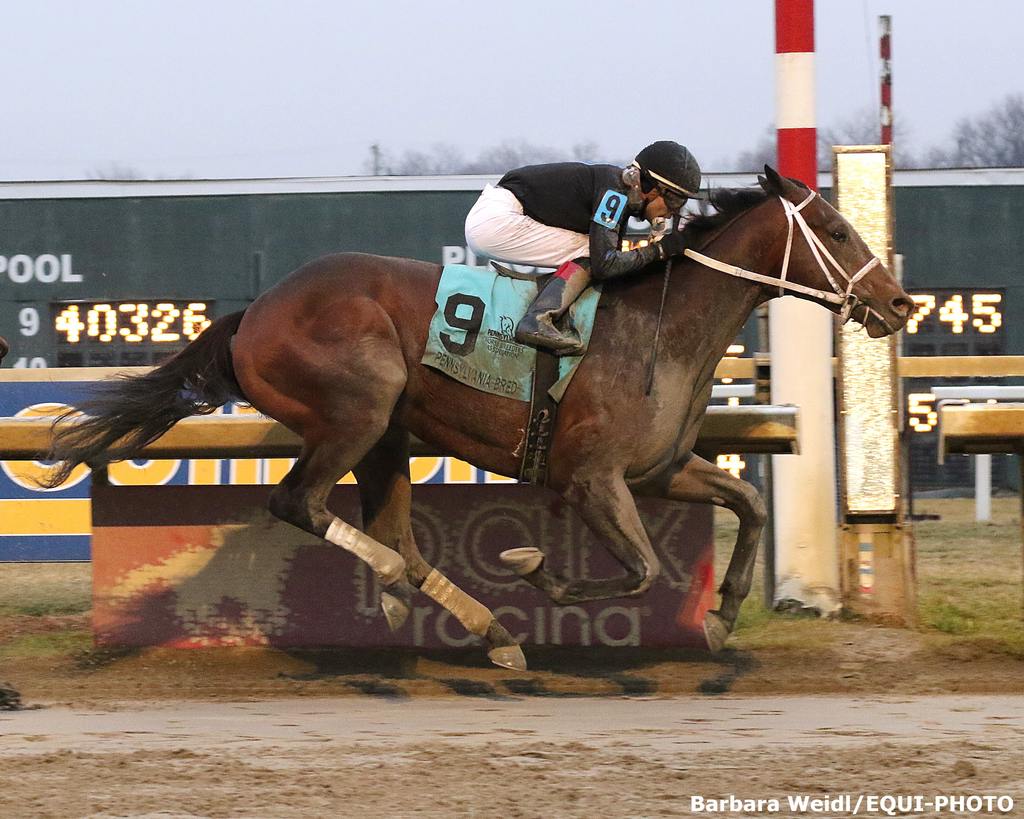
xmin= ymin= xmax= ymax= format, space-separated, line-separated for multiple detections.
xmin=679 ymin=187 xmax=772 ymax=248
xmin=680 ymin=175 xmax=813 ymax=249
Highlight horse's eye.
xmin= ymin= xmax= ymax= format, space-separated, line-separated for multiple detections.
xmin=831 ymin=230 xmax=848 ymax=243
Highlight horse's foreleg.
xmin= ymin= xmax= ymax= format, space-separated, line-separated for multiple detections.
xmin=354 ymin=427 xmax=527 ymax=671
xmin=637 ymin=453 xmax=767 ymax=651
xmin=503 ymin=474 xmax=661 ymax=605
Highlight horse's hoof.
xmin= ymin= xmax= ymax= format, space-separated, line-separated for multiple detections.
xmin=702 ymin=610 xmax=731 ymax=653
xmin=380 ymin=591 xmax=411 ymax=632
xmin=500 ymin=547 xmax=544 ymax=576
xmin=488 ymin=644 xmax=528 ymax=672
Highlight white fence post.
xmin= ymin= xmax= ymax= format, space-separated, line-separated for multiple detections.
xmin=975 ymin=454 xmax=992 ymax=522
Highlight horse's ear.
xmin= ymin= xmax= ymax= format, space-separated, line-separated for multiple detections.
xmin=757 ymin=174 xmax=770 ymax=193
xmin=761 ymin=164 xmax=785 ymax=193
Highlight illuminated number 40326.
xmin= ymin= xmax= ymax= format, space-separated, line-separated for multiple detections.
xmin=54 ymin=302 xmax=211 ymax=343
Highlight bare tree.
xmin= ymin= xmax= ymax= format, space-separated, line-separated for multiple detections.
xmin=926 ymin=94 xmax=1024 ymax=168
xmin=464 ymin=141 xmax=569 ymax=173
xmin=88 ymin=161 xmax=146 ymax=180
xmin=571 ymin=141 xmax=602 ymax=162
xmin=817 ymin=107 xmax=882 ymax=169
xmin=365 ymin=140 xmax=607 ymax=175
xmin=724 ymin=108 xmax=925 ymax=173
xmin=387 ymin=143 xmax=468 ymax=175
xmin=817 ymin=106 xmax=918 ymax=168
xmin=723 ymin=125 xmax=777 ymax=172
xmin=818 ymin=107 xmax=882 ymax=150
xmin=87 ymin=162 xmax=197 ymax=180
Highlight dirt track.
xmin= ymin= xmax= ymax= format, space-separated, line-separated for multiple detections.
xmin=3 ymin=499 xmax=1023 ymax=816
xmin=2 ymin=695 xmax=1023 ymax=818
xmin=6 ymin=617 xmax=1024 ymax=705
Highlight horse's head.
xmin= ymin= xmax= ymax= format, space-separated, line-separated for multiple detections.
xmin=758 ymin=165 xmax=912 ymax=338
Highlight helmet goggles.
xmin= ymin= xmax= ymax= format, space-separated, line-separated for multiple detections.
xmin=657 ymin=185 xmax=688 ymax=212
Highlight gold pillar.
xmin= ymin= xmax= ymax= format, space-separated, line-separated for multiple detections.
xmin=833 ymin=145 xmax=915 ymax=623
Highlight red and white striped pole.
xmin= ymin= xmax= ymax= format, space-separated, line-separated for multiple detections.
xmin=879 ymin=15 xmax=893 ymax=145
xmin=769 ymin=0 xmax=840 ymax=615
xmin=775 ymin=0 xmax=817 ymax=189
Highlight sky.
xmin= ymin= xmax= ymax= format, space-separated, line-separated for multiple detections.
xmin=4 ymin=0 xmax=1021 ymax=181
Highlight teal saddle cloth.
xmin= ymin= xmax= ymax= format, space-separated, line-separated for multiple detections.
xmin=421 ymin=264 xmax=602 ymax=403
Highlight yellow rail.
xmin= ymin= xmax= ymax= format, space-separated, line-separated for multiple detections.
xmin=4 ymin=356 xmax=1024 ymax=383
xmin=939 ymin=403 xmax=1024 ymax=460
xmin=0 ymin=405 xmax=800 ymax=461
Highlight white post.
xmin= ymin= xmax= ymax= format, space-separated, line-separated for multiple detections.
xmin=770 ymin=308 xmax=841 ymax=614
xmin=975 ymin=454 xmax=992 ymax=522
xmin=772 ymin=0 xmax=841 ymax=615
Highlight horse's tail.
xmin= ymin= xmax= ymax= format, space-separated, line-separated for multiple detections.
xmin=41 ymin=310 xmax=247 ymax=488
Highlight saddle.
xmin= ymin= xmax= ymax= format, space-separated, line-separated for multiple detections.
xmin=490 ymin=261 xmax=552 ymax=281
xmin=422 ymin=263 xmax=602 ymax=485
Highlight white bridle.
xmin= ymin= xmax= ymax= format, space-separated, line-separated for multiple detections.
xmin=682 ymin=191 xmax=884 ymax=327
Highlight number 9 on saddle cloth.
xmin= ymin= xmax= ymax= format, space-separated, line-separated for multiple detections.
xmin=421 ymin=263 xmax=602 ymax=404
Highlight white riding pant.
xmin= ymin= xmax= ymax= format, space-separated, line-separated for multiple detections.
xmin=465 ymin=184 xmax=590 ymax=268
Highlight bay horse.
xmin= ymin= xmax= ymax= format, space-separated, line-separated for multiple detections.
xmin=44 ymin=166 xmax=911 ymax=671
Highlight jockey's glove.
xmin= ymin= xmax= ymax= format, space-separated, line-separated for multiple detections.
xmin=657 ymin=230 xmax=689 ymax=260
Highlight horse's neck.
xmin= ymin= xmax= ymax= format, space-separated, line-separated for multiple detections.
xmin=663 ymin=221 xmax=777 ymax=369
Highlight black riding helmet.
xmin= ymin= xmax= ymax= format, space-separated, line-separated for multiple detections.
xmin=634 ymin=140 xmax=705 ymax=205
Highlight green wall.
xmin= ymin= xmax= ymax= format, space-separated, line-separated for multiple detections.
xmin=2 ymin=182 xmax=1022 ymax=367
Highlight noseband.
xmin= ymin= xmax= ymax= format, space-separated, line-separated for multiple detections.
xmin=683 ymin=192 xmax=887 ymax=329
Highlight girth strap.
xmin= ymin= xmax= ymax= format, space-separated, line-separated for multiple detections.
xmin=519 ymin=348 xmax=560 ymax=485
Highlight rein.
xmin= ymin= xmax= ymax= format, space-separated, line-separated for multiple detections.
xmin=683 ymin=192 xmax=887 ymax=330
xmin=645 ymin=257 xmax=673 ymax=396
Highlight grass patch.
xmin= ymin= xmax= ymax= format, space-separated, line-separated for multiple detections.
xmin=920 ymin=597 xmax=976 ymax=634
xmin=0 ymin=563 xmax=90 ymax=617
xmin=913 ymin=497 xmax=1024 ymax=656
xmin=0 ymin=630 xmax=91 ymax=661
xmin=714 ymin=497 xmax=1023 ymax=655
xmin=10 ymin=601 xmax=91 ymax=617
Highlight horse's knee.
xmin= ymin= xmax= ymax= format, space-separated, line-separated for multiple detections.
xmin=633 ymin=554 xmax=661 ymax=596
xmin=267 ymin=484 xmax=291 ymax=521
xmin=268 ymin=483 xmax=314 ymax=531
xmin=748 ymin=487 xmax=768 ymax=528
xmin=731 ymin=482 xmax=767 ymax=528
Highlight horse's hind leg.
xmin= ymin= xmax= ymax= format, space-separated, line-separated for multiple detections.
xmin=636 ymin=453 xmax=767 ymax=652
xmin=267 ymin=427 xmax=418 ymax=632
xmin=354 ymin=427 xmax=527 ymax=671
xmin=503 ymin=473 xmax=662 ymax=605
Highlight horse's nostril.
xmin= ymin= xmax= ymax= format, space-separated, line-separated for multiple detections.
xmin=892 ymin=297 xmax=913 ymax=318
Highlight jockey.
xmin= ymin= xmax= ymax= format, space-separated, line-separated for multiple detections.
xmin=465 ymin=140 xmax=704 ymax=355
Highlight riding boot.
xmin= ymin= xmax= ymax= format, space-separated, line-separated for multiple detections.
xmin=515 ymin=259 xmax=591 ymax=356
